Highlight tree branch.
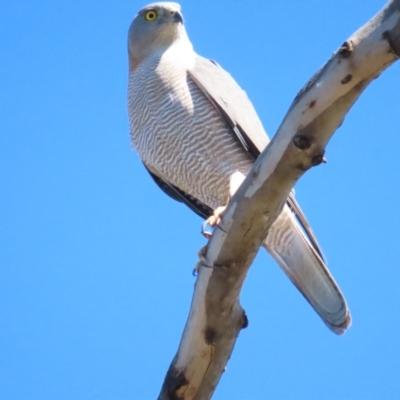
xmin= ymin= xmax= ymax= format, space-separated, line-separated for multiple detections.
xmin=158 ymin=1 xmax=400 ymax=399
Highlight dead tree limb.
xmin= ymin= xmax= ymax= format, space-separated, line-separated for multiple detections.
xmin=158 ymin=1 xmax=400 ymax=399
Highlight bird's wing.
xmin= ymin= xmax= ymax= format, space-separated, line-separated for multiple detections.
xmin=189 ymin=56 xmax=268 ymax=159
xmin=189 ymin=56 xmax=324 ymax=259
xmin=286 ymin=193 xmax=325 ymax=260
xmin=143 ymin=163 xmax=212 ymax=220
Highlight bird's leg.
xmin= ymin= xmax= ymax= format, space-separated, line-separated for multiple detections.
xmin=201 ymin=205 xmax=226 ymax=239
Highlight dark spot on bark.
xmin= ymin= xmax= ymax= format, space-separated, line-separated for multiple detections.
xmin=341 ymin=74 xmax=352 ymax=84
xmin=242 ymin=310 xmax=249 ymax=329
xmin=296 ymin=163 xmax=309 ymax=171
xmin=204 ymin=327 xmax=217 ymax=345
xmin=338 ymin=41 xmax=353 ymax=58
xmin=309 ymin=100 xmax=316 ymax=108
xmin=163 ymin=368 xmax=189 ymax=400
xmin=382 ymin=31 xmax=400 ymax=57
xmin=312 ymin=154 xmax=325 ymax=166
xmin=252 ymin=163 xmax=262 ymax=179
xmin=209 ymin=59 xmax=219 ymax=66
xmin=382 ymin=31 xmax=389 ymax=41
xmin=293 ymin=135 xmax=312 ymax=150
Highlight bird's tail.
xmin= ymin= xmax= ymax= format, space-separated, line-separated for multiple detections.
xmin=263 ymin=207 xmax=351 ymax=334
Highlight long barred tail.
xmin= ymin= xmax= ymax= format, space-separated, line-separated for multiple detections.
xmin=263 ymin=207 xmax=351 ymax=334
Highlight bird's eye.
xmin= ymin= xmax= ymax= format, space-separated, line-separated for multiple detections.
xmin=145 ymin=10 xmax=157 ymax=21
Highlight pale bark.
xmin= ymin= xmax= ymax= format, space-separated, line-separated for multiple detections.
xmin=158 ymin=1 xmax=400 ymax=399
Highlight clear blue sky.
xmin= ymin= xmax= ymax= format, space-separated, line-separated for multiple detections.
xmin=1 ymin=1 xmax=400 ymax=399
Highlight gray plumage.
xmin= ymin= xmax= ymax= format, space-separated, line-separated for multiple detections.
xmin=127 ymin=2 xmax=351 ymax=333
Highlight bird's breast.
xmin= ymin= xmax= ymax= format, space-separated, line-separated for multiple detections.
xmin=128 ymin=51 xmax=253 ymax=210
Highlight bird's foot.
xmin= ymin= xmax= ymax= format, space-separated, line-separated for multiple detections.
xmin=201 ymin=206 xmax=226 ymax=238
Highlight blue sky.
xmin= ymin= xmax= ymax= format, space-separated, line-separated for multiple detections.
xmin=1 ymin=1 xmax=400 ymax=399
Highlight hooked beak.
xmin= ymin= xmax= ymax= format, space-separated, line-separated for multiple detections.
xmin=171 ymin=10 xmax=183 ymax=24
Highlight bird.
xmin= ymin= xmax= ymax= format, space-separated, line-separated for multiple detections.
xmin=127 ymin=2 xmax=351 ymax=334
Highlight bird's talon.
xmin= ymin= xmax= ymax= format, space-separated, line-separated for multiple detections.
xmin=201 ymin=206 xmax=226 ymax=238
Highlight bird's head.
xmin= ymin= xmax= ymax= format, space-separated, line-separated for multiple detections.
xmin=128 ymin=2 xmax=188 ymax=71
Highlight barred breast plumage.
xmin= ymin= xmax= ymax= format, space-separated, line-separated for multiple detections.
xmin=128 ymin=44 xmax=252 ymax=211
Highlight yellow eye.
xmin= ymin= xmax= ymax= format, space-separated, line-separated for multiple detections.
xmin=145 ymin=10 xmax=157 ymax=21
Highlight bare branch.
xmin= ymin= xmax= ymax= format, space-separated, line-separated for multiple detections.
xmin=159 ymin=1 xmax=400 ymax=399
